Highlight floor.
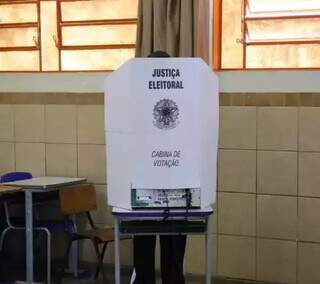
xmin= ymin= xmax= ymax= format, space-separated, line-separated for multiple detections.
xmin=1 ymin=263 xmax=264 ymax=284
xmin=62 ymin=271 xmax=265 ymax=284
xmin=64 ymin=278 xmax=259 ymax=284
xmin=61 ymin=264 xmax=263 ymax=284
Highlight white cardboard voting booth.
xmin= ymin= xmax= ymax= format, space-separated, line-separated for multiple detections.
xmin=105 ymin=58 xmax=219 ymax=211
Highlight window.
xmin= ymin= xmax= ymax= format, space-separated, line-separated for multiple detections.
xmin=0 ymin=0 xmax=138 ymax=72
xmin=214 ymin=0 xmax=320 ymax=70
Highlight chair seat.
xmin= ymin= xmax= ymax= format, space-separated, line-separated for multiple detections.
xmin=8 ymin=218 xmax=66 ymax=229
xmin=79 ymin=227 xmax=131 ymax=242
xmin=81 ymin=227 xmax=115 ymax=242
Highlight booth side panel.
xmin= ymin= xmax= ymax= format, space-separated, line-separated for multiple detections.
xmin=201 ymin=71 xmax=219 ymax=210
xmin=106 ymin=132 xmax=132 ymax=209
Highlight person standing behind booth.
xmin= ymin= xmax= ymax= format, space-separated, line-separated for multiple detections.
xmin=132 ymin=50 xmax=187 ymax=284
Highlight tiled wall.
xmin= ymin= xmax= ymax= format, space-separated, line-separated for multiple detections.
xmin=0 ymin=93 xmax=212 ymax=273
xmin=0 ymin=100 xmax=125 ymax=264
xmin=217 ymin=97 xmax=320 ymax=284
xmin=2 ymin=93 xmax=320 ymax=282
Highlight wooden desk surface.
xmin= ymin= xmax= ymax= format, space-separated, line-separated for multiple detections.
xmin=0 ymin=185 xmax=22 ymax=194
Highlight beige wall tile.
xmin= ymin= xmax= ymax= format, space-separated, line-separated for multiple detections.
xmin=78 ymin=105 xmax=105 ymax=144
xmin=0 ymin=142 xmax=15 ymax=175
xmin=185 ymin=235 xmax=217 ymax=275
xmin=257 ymin=239 xmax=297 ymax=284
xmin=218 ymin=192 xmax=256 ymax=236
xmin=90 ymin=185 xmax=113 ymax=225
xmin=0 ymin=105 xmax=14 ymax=141
xmin=298 ymin=242 xmax=320 ymax=284
xmin=299 ymin=152 xmax=320 ymax=197
xmin=257 ymin=195 xmax=297 ymax=240
xmin=45 ymin=105 xmax=77 ymax=143
xmin=46 ymin=144 xmax=77 ymax=177
xmin=210 ymin=203 xmax=217 ymax=234
xmin=14 ymin=105 xmax=45 ymax=142
xmin=15 ymin=143 xmax=45 ymax=177
xmin=217 ymin=235 xmax=256 ymax=280
xmin=218 ymin=150 xmax=256 ymax=193
xmin=103 ymin=238 xmax=133 ymax=265
xmin=78 ymin=144 xmax=106 ymax=183
xmin=298 ymin=197 xmax=320 ymax=242
xmin=219 ymin=107 xmax=256 ymax=149
xmin=79 ymin=232 xmax=133 ymax=265
xmin=258 ymin=151 xmax=297 ymax=195
xmin=257 ymin=107 xmax=298 ymax=150
xmin=299 ymin=107 xmax=320 ymax=151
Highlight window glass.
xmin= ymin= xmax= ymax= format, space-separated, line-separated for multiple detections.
xmin=0 ymin=4 xmax=38 ymax=24
xmin=40 ymin=1 xmax=59 ymax=71
xmin=61 ymin=48 xmax=135 ymax=71
xmin=0 ymin=0 xmax=138 ymax=72
xmin=61 ymin=0 xmax=138 ymax=21
xmin=221 ymin=0 xmax=243 ymax=69
xmin=0 ymin=27 xmax=38 ymax=48
xmin=62 ymin=24 xmax=137 ymax=46
xmin=219 ymin=0 xmax=320 ymax=69
xmin=0 ymin=51 xmax=39 ymax=71
xmin=247 ymin=0 xmax=320 ymax=16
xmin=247 ymin=18 xmax=320 ymax=42
xmin=247 ymin=44 xmax=320 ymax=68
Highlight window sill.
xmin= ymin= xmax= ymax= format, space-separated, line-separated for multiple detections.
xmin=217 ymin=70 xmax=320 ymax=93
xmin=0 ymin=70 xmax=319 ymax=93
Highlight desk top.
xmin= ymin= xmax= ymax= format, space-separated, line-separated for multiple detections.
xmin=112 ymin=207 xmax=213 ymax=218
xmin=3 ymin=177 xmax=86 ymax=190
xmin=0 ymin=185 xmax=22 ymax=194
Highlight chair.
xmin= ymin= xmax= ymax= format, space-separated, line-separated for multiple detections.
xmin=0 ymin=172 xmax=52 ymax=284
xmin=57 ymin=183 xmax=130 ymax=283
xmin=0 ymin=172 xmax=32 ymax=183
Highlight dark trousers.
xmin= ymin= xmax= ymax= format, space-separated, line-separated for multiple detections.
xmin=133 ymin=235 xmax=186 ymax=284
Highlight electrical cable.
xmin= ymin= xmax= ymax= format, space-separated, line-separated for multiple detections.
xmin=163 ymin=189 xmax=170 ymax=221
xmin=184 ymin=188 xmax=191 ymax=222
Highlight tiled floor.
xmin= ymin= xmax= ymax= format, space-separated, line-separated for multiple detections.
xmin=63 ymin=275 xmax=264 ymax=284
xmin=60 ymin=265 xmax=262 ymax=284
xmin=2 ymin=264 xmax=263 ymax=284
xmin=64 ymin=279 xmax=256 ymax=284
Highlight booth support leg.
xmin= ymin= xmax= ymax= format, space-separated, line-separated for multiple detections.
xmin=115 ymin=217 xmax=121 ymax=284
xmin=25 ymin=190 xmax=34 ymax=284
xmin=205 ymin=216 xmax=213 ymax=284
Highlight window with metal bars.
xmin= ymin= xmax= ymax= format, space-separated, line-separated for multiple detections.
xmin=0 ymin=0 xmax=41 ymax=71
xmin=214 ymin=0 xmax=320 ymax=70
xmin=0 ymin=0 xmax=138 ymax=72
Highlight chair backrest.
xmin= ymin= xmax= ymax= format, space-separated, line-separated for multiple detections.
xmin=59 ymin=183 xmax=97 ymax=215
xmin=0 ymin=172 xmax=32 ymax=183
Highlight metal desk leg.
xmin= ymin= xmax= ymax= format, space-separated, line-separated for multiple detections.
xmin=205 ymin=215 xmax=213 ymax=284
xmin=25 ymin=190 xmax=34 ymax=284
xmin=114 ymin=217 xmax=121 ymax=284
xmin=67 ymin=215 xmax=78 ymax=277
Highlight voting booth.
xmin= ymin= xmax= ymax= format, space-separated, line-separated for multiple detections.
xmin=104 ymin=58 xmax=219 ymax=211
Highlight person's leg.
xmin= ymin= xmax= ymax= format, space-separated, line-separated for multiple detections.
xmin=160 ymin=235 xmax=187 ymax=284
xmin=133 ymin=235 xmax=156 ymax=284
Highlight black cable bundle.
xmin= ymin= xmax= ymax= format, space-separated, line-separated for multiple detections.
xmin=184 ymin=188 xmax=192 ymax=221
xmin=163 ymin=189 xmax=170 ymax=221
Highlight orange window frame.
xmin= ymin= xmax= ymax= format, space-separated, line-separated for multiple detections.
xmin=0 ymin=0 xmax=41 ymax=70
xmin=56 ymin=0 xmax=137 ymax=72
xmin=0 ymin=0 xmax=138 ymax=72
xmin=213 ymin=0 xmax=320 ymax=71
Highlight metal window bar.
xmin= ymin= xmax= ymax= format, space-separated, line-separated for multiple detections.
xmin=56 ymin=0 xmax=137 ymax=71
xmin=0 ymin=0 xmax=38 ymax=4
xmin=241 ymin=0 xmax=320 ymax=68
xmin=0 ymin=0 xmax=41 ymax=70
xmin=245 ymin=0 xmax=320 ymax=19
